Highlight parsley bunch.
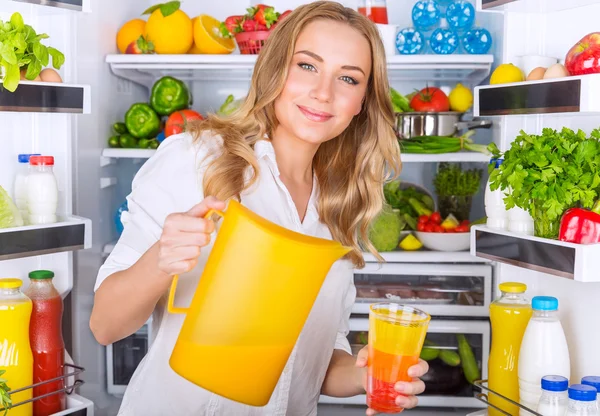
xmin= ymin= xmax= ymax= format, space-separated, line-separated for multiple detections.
xmin=488 ymin=127 xmax=600 ymax=237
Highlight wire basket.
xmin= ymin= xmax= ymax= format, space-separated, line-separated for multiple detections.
xmin=473 ymin=379 xmax=542 ymax=416
xmin=235 ymin=31 xmax=271 ymax=54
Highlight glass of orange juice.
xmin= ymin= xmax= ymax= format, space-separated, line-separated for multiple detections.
xmin=367 ymin=303 xmax=430 ymax=413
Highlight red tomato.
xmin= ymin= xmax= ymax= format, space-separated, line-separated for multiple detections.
xmin=409 ymin=86 xmax=450 ymax=112
xmin=424 ymin=223 xmax=434 ymax=232
xmin=430 ymin=212 xmax=442 ymax=225
xmin=460 ymin=219 xmax=470 ymax=226
xmin=165 ymin=110 xmax=203 ymax=137
xmin=433 ymin=225 xmax=444 ymax=233
xmin=418 ymin=215 xmax=429 ymax=224
xmin=417 ymin=222 xmax=426 ymax=231
xmin=455 ymin=225 xmax=469 ymax=233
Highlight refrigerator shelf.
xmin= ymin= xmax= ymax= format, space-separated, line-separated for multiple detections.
xmin=401 ymin=152 xmax=492 ymax=163
xmin=474 ymin=74 xmax=600 ymax=117
xmin=102 ymin=148 xmax=156 ymax=159
xmin=105 ymin=54 xmax=494 ymax=88
xmin=0 ymin=216 xmax=92 ymax=261
xmin=0 ymin=81 xmax=91 ymax=114
xmin=471 ymin=225 xmax=600 ymax=282
xmin=10 ymin=0 xmax=90 ymax=12
xmin=472 ymin=380 xmax=541 ymax=416
xmin=477 ymin=0 xmax=598 ymax=13
xmin=363 ymin=250 xmax=489 ymax=264
xmin=318 ymin=394 xmax=485 ymax=409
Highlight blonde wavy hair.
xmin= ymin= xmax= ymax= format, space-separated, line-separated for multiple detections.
xmin=189 ymin=1 xmax=401 ymax=268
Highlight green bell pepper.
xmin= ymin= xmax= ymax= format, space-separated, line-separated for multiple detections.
xmin=125 ymin=103 xmax=160 ymax=139
xmin=150 ymin=76 xmax=190 ymax=116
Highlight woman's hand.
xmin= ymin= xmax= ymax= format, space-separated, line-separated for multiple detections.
xmin=355 ymin=345 xmax=428 ymax=416
xmin=157 ymin=196 xmax=226 ymax=276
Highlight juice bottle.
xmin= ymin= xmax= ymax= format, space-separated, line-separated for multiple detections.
xmin=0 ymin=278 xmax=33 ymax=416
xmin=358 ymin=0 xmax=388 ymax=24
xmin=24 ymin=271 xmax=65 ymax=416
xmin=488 ymin=282 xmax=532 ymax=416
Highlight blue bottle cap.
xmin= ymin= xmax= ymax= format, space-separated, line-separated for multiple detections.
xmin=532 ymin=296 xmax=558 ymax=311
xmin=18 ymin=153 xmax=41 ymax=163
xmin=568 ymin=384 xmax=597 ymax=402
xmin=582 ymin=376 xmax=600 ymax=390
xmin=542 ymin=375 xmax=568 ymax=392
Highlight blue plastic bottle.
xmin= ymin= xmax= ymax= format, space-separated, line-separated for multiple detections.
xmin=461 ymin=27 xmax=493 ymax=54
xmin=430 ymin=27 xmax=459 ymax=54
xmin=114 ymin=200 xmax=128 ymax=236
xmin=446 ymin=0 xmax=475 ymax=32
xmin=412 ymin=0 xmax=441 ymax=32
xmin=396 ymin=28 xmax=425 ymax=55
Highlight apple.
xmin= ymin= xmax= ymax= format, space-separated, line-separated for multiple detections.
xmin=565 ymin=32 xmax=600 ymax=76
xmin=125 ymin=35 xmax=155 ymax=55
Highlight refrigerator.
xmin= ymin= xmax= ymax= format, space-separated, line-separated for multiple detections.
xmin=0 ymin=0 xmax=599 ymax=415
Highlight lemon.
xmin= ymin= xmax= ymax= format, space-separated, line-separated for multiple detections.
xmin=449 ymin=83 xmax=473 ymax=112
xmin=116 ymin=19 xmax=146 ymax=54
xmin=193 ymin=15 xmax=235 ymax=55
xmin=144 ymin=8 xmax=193 ymax=54
xmin=490 ymin=63 xmax=525 ymax=85
xmin=441 ymin=214 xmax=460 ymax=230
xmin=399 ymin=234 xmax=423 ymax=251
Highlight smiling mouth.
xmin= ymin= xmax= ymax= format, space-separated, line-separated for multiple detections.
xmin=297 ymin=105 xmax=334 ymax=122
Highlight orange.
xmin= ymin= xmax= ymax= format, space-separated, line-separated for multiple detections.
xmin=144 ymin=8 xmax=193 ymax=54
xmin=187 ymin=17 xmax=203 ymax=54
xmin=193 ymin=15 xmax=235 ymax=55
xmin=116 ymin=19 xmax=146 ymax=54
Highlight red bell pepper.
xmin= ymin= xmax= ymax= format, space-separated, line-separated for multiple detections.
xmin=558 ymin=201 xmax=600 ymax=244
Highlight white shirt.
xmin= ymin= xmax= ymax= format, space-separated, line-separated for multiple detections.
xmin=95 ymin=133 xmax=357 ymax=416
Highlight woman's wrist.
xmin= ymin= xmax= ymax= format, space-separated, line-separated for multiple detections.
xmin=355 ymin=365 xmax=367 ymax=393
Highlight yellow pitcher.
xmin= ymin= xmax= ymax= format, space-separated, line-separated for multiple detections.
xmin=168 ymin=199 xmax=351 ymax=407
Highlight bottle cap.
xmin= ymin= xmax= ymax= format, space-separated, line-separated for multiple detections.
xmin=581 ymin=376 xmax=600 ymax=390
xmin=568 ymin=384 xmax=597 ymax=402
xmin=541 ymin=375 xmax=568 ymax=392
xmin=532 ymin=296 xmax=558 ymax=311
xmin=499 ymin=282 xmax=526 ymax=294
xmin=28 ymin=270 xmax=55 ymax=280
xmin=18 ymin=154 xmax=41 ymax=163
xmin=30 ymin=156 xmax=54 ymax=166
xmin=0 ymin=278 xmax=23 ymax=289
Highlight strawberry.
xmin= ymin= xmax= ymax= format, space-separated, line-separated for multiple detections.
xmin=242 ymin=18 xmax=267 ymax=32
xmin=220 ymin=15 xmax=245 ymax=38
xmin=247 ymin=5 xmax=278 ymax=28
xmin=125 ymin=35 xmax=154 ymax=54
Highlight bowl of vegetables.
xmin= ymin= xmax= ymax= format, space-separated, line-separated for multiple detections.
xmin=414 ymin=213 xmax=471 ymax=252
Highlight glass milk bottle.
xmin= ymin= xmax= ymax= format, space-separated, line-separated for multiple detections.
xmin=13 ymin=153 xmax=40 ymax=224
xmin=27 ymin=156 xmax=58 ymax=225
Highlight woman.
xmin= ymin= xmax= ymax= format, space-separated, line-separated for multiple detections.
xmin=91 ymin=2 xmax=428 ymax=415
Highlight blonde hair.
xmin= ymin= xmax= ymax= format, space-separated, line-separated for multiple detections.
xmin=190 ymin=1 xmax=401 ymax=268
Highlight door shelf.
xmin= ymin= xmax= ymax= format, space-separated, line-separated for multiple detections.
xmin=363 ymin=250 xmax=490 ymax=263
xmin=318 ymin=394 xmax=484 ymax=409
xmin=106 ymin=54 xmax=493 ymax=88
xmin=471 ymin=225 xmax=600 ymax=282
xmin=0 ymin=81 xmax=91 ymax=114
xmin=0 ymin=216 xmax=92 ymax=261
xmin=102 ymin=148 xmax=156 ymax=159
xmin=401 ymin=152 xmax=491 ymax=163
xmin=474 ymin=74 xmax=600 ymax=117
xmin=10 ymin=0 xmax=90 ymax=12
xmin=477 ymin=0 xmax=599 ymax=13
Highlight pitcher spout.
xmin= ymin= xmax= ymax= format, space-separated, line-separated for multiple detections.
xmin=331 ymin=244 xmax=352 ymax=261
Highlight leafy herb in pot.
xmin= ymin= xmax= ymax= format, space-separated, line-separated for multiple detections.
xmin=0 ymin=369 xmax=11 ymax=416
xmin=488 ymin=128 xmax=600 ymax=239
xmin=433 ymin=163 xmax=482 ymax=221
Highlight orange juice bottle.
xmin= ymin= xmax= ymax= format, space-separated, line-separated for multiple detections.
xmin=488 ymin=282 xmax=532 ymax=416
xmin=0 ymin=278 xmax=33 ymax=416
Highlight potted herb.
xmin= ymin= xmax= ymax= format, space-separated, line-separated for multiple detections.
xmin=0 ymin=12 xmax=65 ymax=92
xmin=0 ymin=369 xmax=11 ymax=415
xmin=433 ymin=162 xmax=482 ymax=221
xmin=489 ymin=128 xmax=600 ymax=239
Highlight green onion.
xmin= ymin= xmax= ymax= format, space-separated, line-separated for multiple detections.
xmin=399 ymin=130 xmax=491 ymax=155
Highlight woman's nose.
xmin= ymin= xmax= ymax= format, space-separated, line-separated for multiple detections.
xmin=309 ymin=76 xmax=333 ymax=103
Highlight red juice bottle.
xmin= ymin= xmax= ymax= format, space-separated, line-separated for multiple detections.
xmin=358 ymin=0 xmax=389 ymax=24
xmin=24 ymin=270 xmax=66 ymax=416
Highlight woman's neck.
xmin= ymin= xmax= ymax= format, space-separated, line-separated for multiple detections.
xmin=271 ymin=125 xmax=318 ymax=184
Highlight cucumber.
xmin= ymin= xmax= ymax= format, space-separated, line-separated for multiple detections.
xmin=457 ymin=334 xmax=480 ymax=384
xmin=420 ymin=347 xmax=439 ymax=362
xmin=439 ymin=349 xmax=461 ymax=367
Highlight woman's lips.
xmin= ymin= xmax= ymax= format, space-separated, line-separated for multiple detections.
xmin=297 ymin=105 xmax=333 ymax=122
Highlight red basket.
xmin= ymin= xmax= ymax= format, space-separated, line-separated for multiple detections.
xmin=235 ymin=31 xmax=272 ymax=55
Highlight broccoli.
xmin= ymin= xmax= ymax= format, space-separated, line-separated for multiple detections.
xmin=368 ymin=209 xmax=405 ymax=252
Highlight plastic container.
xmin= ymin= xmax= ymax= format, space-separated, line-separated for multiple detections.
xmin=519 ymin=296 xmax=571 ymax=416
xmin=537 ymin=375 xmax=569 ymax=416
xmin=488 ymin=282 xmax=532 ymax=416
xmin=234 ymin=31 xmax=271 ymax=55
xmin=485 ymin=158 xmax=508 ymax=230
xmin=446 ymin=0 xmax=475 ymax=32
xmin=114 ymin=200 xmax=128 ymax=236
xmin=24 ymin=270 xmax=66 ymax=416
xmin=581 ymin=377 xmax=600 ymax=409
xmin=508 ymin=206 xmax=535 ymax=235
xmin=376 ymin=23 xmax=398 ymax=56
xmin=412 ymin=0 xmax=441 ymax=33
xmin=0 ymin=278 xmax=33 ymax=416
xmin=566 ymin=385 xmax=599 ymax=416
xmin=430 ymin=26 xmax=459 ymax=54
xmin=27 ymin=155 xmax=58 ymax=225
xmin=14 ymin=153 xmax=40 ymax=224
xmin=396 ymin=27 xmax=425 ymax=55
xmin=358 ymin=0 xmax=388 ymax=24
xmin=461 ymin=27 xmax=493 ymax=54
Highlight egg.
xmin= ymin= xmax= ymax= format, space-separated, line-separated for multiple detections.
xmin=527 ymin=67 xmax=547 ymax=81
xmin=20 ymin=69 xmax=41 ymax=81
xmin=39 ymin=68 xmax=63 ymax=83
xmin=543 ymin=63 xmax=569 ymax=79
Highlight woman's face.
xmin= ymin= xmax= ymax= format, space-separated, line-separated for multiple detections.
xmin=274 ymin=19 xmax=372 ymax=146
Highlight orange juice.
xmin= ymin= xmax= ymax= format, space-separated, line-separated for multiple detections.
xmin=488 ymin=282 xmax=532 ymax=416
xmin=0 ymin=278 xmax=33 ymax=416
xmin=367 ymin=303 xmax=430 ymax=414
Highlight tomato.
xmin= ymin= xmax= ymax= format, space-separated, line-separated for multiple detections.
xmin=424 ymin=223 xmax=434 ymax=232
xmin=460 ymin=219 xmax=470 ymax=226
xmin=409 ymin=86 xmax=450 ymax=112
xmin=433 ymin=225 xmax=444 ymax=233
xmin=418 ymin=215 xmax=429 ymax=224
xmin=417 ymin=222 xmax=426 ymax=231
xmin=165 ymin=110 xmax=203 ymax=137
xmin=455 ymin=225 xmax=469 ymax=233
xmin=430 ymin=212 xmax=442 ymax=225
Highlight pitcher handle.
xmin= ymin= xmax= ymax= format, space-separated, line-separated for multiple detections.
xmin=167 ymin=208 xmax=225 ymax=314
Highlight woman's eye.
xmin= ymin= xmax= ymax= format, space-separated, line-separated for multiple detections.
xmin=340 ymin=76 xmax=358 ymax=85
xmin=298 ymin=62 xmax=316 ymax=72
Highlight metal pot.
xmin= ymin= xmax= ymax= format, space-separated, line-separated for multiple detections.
xmin=395 ymin=111 xmax=492 ymax=139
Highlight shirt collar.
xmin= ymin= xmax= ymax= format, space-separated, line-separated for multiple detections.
xmin=254 ymin=139 xmax=279 ymax=176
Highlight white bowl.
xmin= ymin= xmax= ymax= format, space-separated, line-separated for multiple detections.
xmin=415 ymin=231 xmax=470 ymax=252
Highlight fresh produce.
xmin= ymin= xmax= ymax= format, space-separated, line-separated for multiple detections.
xmin=399 ymin=130 xmax=490 ymax=155
xmin=417 ymin=212 xmax=470 ymax=233
xmin=108 ymin=135 xmax=120 ymax=148
xmin=0 ymin=186 xmax=23 ymax=229
xmin=0 ymin=369 xmax=11 ymax=416
xmin=558 ymin=201 xmax=600 ymax=244
xmin=441 ymin=213 xmax=459 ymax=230
xmin=249 ymin=4 xmax=278 ymax=29
xmin=368 ymin=208 xmax=405 ymax=252
xmin=409 ymin=86 xmax=450 ymax=112
xmin=488 ymin=128 xmax=600 ymax=239
xmin=119 ymin=134 xmax=137 ymax=148
xmin=117 ymin=18 xmax=146 ymax=53
xmin=217 ymin=94 xmax=245 ymax=116
xmin=448 ymin=83 xmax=473 ymax=112
xmin=150 ymin=76 xmax=190 ymax=116
xmin=165 ymin=109 xmax=203 ymax=137
xmin=0 ymin=12 xmax=65 ymax=92
xmin=420 ymin=346 xmax=439 ymax=361
xmin=113 ymin=122 xmax=128 ymax=134
xmin=490 ymin=63 xmax=524 ymax=85
xmin=39 ymin=68 xmax=62 ymax=83
xmin=125 ymin=103 xmax=161 ymax=138
xmin=439 ymin=349 xmax=461 ymax=367
xmin=434 ymin=163 xmax=482 ymax=198
xmin=220 ymin=5 xmax=292 ymax=38
xmin=409 ymin=197 xmax=432 ymax=217
xmin=383 ymin=181 xmax=435 ymax=233
xmin=398 ymin=234 xmax=422 ymax=251
xmin=457 ymin=334 xmax=480 ymax=384
xmin=221 ymin=15 xmax=245 ymax=36
xmin=565 ymin=32 xmax=600 ymax=76
xmin=193 ymin=14 xmax=235 ymax=54
xmin=543 ymin=63 xmax=569 ymax=79
xmin=143 ymin=1 xmax=193 ymax=54
xmin=390 ymin=88 xmax=412 ymax=113
xmin=527 ymin=67 xmax=546 ymax=81
xmin=125 ymin=35 xmax=155 ymax=54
